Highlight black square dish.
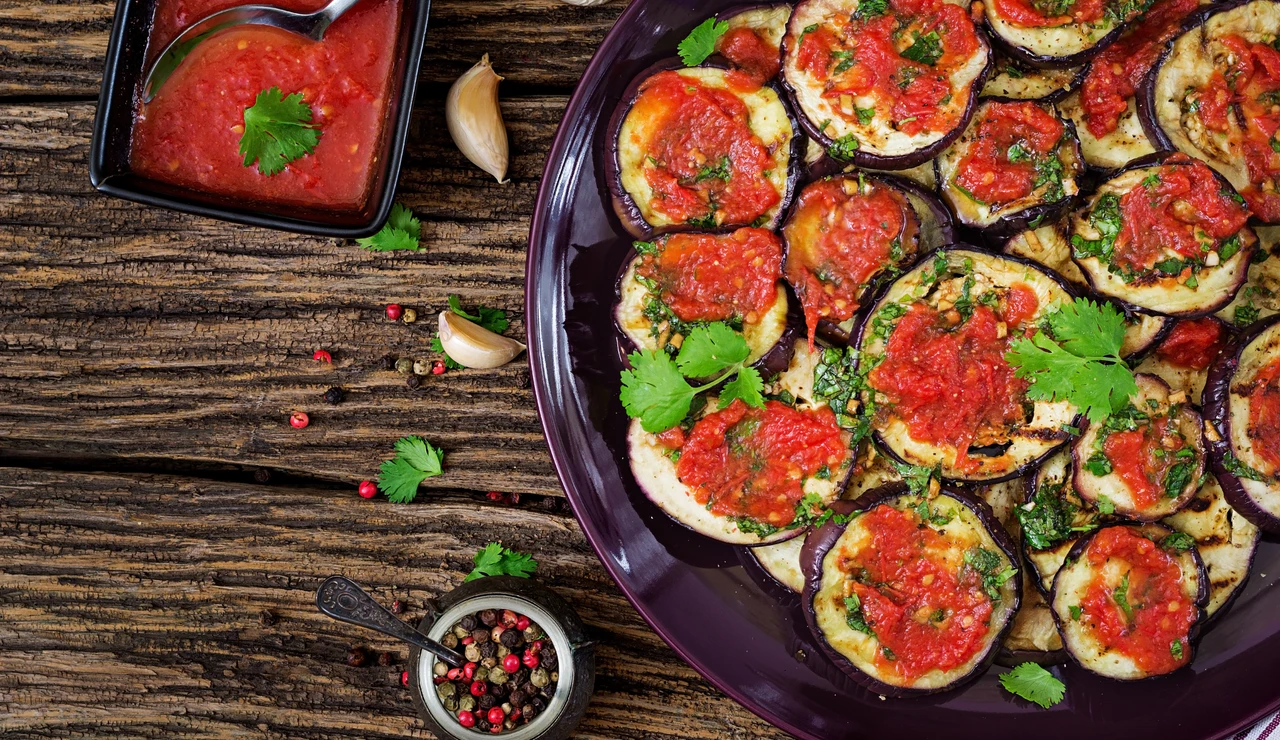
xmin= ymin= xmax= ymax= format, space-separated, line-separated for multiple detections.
xmin=89 ymin=0 xmax=431 ymax=238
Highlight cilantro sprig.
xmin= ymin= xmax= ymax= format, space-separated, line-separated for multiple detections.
xmin=999 ymin=663 xmax=1066 ymax=708
xmin=678 ymin=17 xmax=730 ymax=66
xmin=357 ymin=203 xmax=422 ymax=252
xmin=377 ymin=435 xmax=444 ymax=503
xmin=620 ymin=322 xmax=764 ymax=433
xmin=431 ymin=295 xmax=510 ymax=369
xmin=465 ymin=543 xmax=538 ymax=582
xmin=239 ymin=87 xmax=321 ymax=176
xmin=1006 ymin=298 xmax=1138 ymax=422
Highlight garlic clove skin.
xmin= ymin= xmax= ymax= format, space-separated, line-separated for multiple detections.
xmin=438 ymin=311 xmax=526 ymax=369
xmin=446 ymin=54 xmax=509 ymax=184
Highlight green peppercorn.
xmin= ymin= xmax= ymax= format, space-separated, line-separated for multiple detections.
xmin=395 ymin=358 xmax=414 ymax=375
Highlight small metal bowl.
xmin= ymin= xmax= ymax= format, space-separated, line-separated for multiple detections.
xmin=408 ymin=576 xmax=595 ymax=740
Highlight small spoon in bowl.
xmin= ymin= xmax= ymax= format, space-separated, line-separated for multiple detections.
xmin=142 ymin=0 xmax=365 ymax=102
xmin=315 ymin=575 xmax=467 ymax=668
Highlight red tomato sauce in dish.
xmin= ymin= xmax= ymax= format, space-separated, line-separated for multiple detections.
xmin=1077 ymin=527 xmax=1196 ymax=674
xmin=632 ymin=71 xmax=782 ymax=227
xmin=782 ymin=178 xmax=919 ymax=346
xmin=1111 ymin=162 xmax=1250 ymax=272
xmin=1080 ymin=0 xmax=1200 ymax=139
xmin=953 ymin=101 xmax=1064 ymax=205
xmin=718 ymin=27 xmax=782 ymax=84
xmin=636 ymin=228 xmax=783 ymax=324
xmin=990 ymin=0 xmax=1105 ymax=28
xmin=1155 ymin=317 xmax=1227 ymax=370
xmin=131 ymin=0 xmax=400 ymax=210
xmin=868 ymin=302 xmax=1029 ymax=472
xmin=1248 ymin=357 xmax=1280 ymax=471
xmin=837 ymin=504 xmax=996 ymax=679
xmin=673 ymin=400 xmax=848 ymax=529
xmin=795 ymin=0 xmax=980 ymax=137
xmin=1193 ymin=35 xmax=1280 ymax=222
xmin=1100 ymin=417 xmax=1191 ymax=509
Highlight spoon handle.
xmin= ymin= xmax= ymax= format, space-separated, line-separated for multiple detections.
xmin=315 ymin=575 xmax=466 ymax=668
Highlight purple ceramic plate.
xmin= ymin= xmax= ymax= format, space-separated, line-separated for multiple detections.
xmin=524 ymin=1 xmax=1280 ymax=736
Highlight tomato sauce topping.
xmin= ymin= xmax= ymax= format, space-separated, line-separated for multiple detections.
xmin=1077 ymin=527 xmax=1196 ymax=674
xmin=131 ymin=0 xmax=400 ymax=209
xmin=637 ymin=228 xmax=783 ymax=324
xmin=1099 ymin=415 xmax=1191 ymax=509
xmin=718 ymin=27 xmax=782 ymax=84
xmin=783 ymin=178 xmax=918 ymax=346
xmin=632 ymin=71 xmax=782 ymax=228
xmin=836 ymin=504 xmax=997 ymax=680
xmin=990 ymin=0 xmax=1106 ymax=28
xmin=953 ymin=101 xmax=1065 ymax=205
xmin=1155 ymin=317 xmax=1227 ymax=370
xmin=1080 ymin=0 xmax=1201 ymax=139
xmin=1247 ymin=357 xmax=1280 ymax=471
xmin=869 ymin=302 xmax=1029 ymax=472
xmin=794 ymin=0 xmax=981 ymax=137
xmin=675 ymin=400 xmax=849 ymax=529
xmin=1110 ymin=161 xmax=1250 ymax=273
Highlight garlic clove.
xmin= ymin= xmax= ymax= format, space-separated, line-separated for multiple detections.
xmin=446 ymin=54 xmax=509 ymax=183
xmin=438 ymin=311 xmax=526 ymax=369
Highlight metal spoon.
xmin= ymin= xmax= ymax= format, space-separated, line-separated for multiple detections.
xmin=142 ymin=0 xmax=365 ymax=102
xmin=315 ymin=575 xmax=467 ymax=668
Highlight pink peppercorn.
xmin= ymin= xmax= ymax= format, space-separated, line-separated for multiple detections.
xmin=431 ymin=360 xmax=446 ymax=375
xmin=358 ymin=480 xmax=377 ymax=499
xmin=487 ymin=707 xmax=505 ymax=725
xmin=385 ymin=304 xmax=403 ymax=321
xmin=457 ymin=710 xmax=476 ymax=728
xmin=313 ymin=350 xmax=332 ymax=363
xmin=502 ymin=654 xmax=520 ymax=673
xmin=289 ymin=412 xmax=309 ymax=429
xmin=515 ymin=616 xmax=530 ymax=631
xmin=469 ymin=681 xmax=487 ymax=697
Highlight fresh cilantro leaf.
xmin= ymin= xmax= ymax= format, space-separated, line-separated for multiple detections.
xmin=828 ymin=133 xmax=860 ymax=161
xmin=892 ymin=460 xmax=936 ymax=496
xmin=1225 ymin=451 xmax=1271 ymax=482
xmin=239 ymin=87 xmax=321 ymax=176
xmin=718 ymin=366 xmax=764 ymax=409
xmin=377 ymin=435 xmax=445 ymax=503
xmin=621 ymin=350 xmax=697 ymax=433
xmin=446 ymin=295 xmax=510 ymax=333
xmin=901 ymin=31 xmax=943 ymax=66
xmin=1006 ymin=298 xmax=1137 ymax=422
xmin=1084 ymin=452 xmax=1112 ymax=477
xmin=465 ymin=542 xmax=538 ymax=582
xmin=357 ymin=203 xmax=422 ymax=251
xmin=999 ymin=663 xmax=1066 ymax=708
xmin=966 ymin=547 xmax=1017 ymax=601
xmin=1170 ymin=638 xmax=1184 ymax=659
xmin=1019 ymin=479 xmax=1087 ymax=550
xmin=1096 ymin=495 xmax=1116 ymax=515
xmin=1113 ymin=572 xmax=1135 ymax=622
xmin=678 ymin=17 xmax=729 ymax=66
xmin=694 ymin=156 xmax=732 ymax=183
xmin=677 ymin=323 xmax=751 ymax=377
xmin=855 ymin=0 xmax=889 ymax=18
xmin=1069 ymin=605 xmax=1083 ymax=621
xmin=844 ymin=594 xmax=875 ymax=634
xmin=1162 ymin=531 xmax=1196 ymax=552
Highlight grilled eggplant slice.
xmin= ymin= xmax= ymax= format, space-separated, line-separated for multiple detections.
xmin=1204 ymin=313 xmax=1280 ymax=532
xmin=780 ymin=0 xmax=992 ymax=170
xmin=855 ymin=248 xmax=1078 ymax=481
xmin=1217 ymin=226 xmax=1280 ymax=330
xmin=1059 ymin=91 xmax=1154 ymax=171
xmin=614 ymin=229 xmax=793 ymax=369
xmin=1051 ymin=523 xmax=1208 ymax=680
xmin=982 ymin=52 xmax=1084 ymax=101
xmin=936 ymin=99 xmax=1084 ymax=234
xmin=606 ymin=63 xmax=799 ymax=237
xmin=752 ymin=534 xmax=808 ymax=592
xmin=1021 ymin=449 xmax=1114 ymax=595
xmin=983 ymin=0 xmax=1141 ymax=69
xmin=1162 ymin=475 xmax=1261 ymax=620
xmin=711 ymin=5 xmax=793 ymax=84
xmin=803 ymin=484 xmax=1020 ymax=695
xmin=1133 ymin=316 xmax=1231 ymax=404
xmin=1000 ymin=569 xmax=1068 ymax=665
xmin=1140 ymin=0 xmax=1280 ymax=223
xmin=1071 ymin=373 xmax=1206 ymax=521
xmin=1070 ymin=154 xmax=1257 ymax=316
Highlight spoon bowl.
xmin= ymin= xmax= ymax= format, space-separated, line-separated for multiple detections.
xmin=315 ymin=575 xmax=467 ymax=668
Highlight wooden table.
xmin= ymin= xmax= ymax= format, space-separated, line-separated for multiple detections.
xmin=0 ymin=2 xmax=788 ymax=736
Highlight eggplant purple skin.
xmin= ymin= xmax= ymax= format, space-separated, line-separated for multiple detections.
xmin=800 ymin=483 xmax=1022 ymax=697
xmin=985 ymin=6 xmax=1134 ymax=70
xmin=781 ymin=172 xmax=955 ymax=345
xmin=610 ymin=243 xmax=800 ymax=380
xmin=1049 ymin=522 xmax=1210 ymax=680
xmin=1204 ymin=312 xmax=1280 ymax=533
xmin=934 ymin=98 xmax=1086 ymax=238
xmin=779 ymin=1 xmax=995 ymax=171
xmin=603 ymin=58 xmax=804 ymax=240
xmin=853 ymin=245 xmax=1084 ymax=483
xmin=1070 ymin=151 xmax=1258 ymax=317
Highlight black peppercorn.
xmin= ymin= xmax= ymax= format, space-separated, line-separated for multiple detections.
xmin=380 ymin=354 xmax=397 ymax=371
xmin=513 ymin=668 xmax=529 ymax=685
xmin=531 ymin=696 xmax=547 ymax=712
xmin=406 ymin=374 xmax=421 ymax=389
xmin=521 ymin=681 xmax=536 ymax=697
xmin=499 ymin=629 xmax=522 ymax=649
xmin=471 ymin=628 xmax=490 ymax=645
xmin=478 ymin=693 xmax=496 ymax=710
xmin=489 ymin=682 xmax=508 ymax=701
xmin=508 ymin=689 xmax=526 ymax=707
xmin=478 ymin=641 xmax=498 ymax=659
xmin=524 ymin=705 xmax=538 ymax=722
xmin=475 ymin=719 xmax=490 ymax=732
xmin=345 ymin=646 xmax=369 ymax=667
xmin=479 ymin=609 xmax=498 ymax=627
xmin=542 ymin=651 xmax=558 ymax=670
xmin=460 ymin=615 xmax=478 ymax=631
xmin=377 ymin=652 xmax=394 ymax=667
xmin=323 ymin=387 xmax=344 ymax=405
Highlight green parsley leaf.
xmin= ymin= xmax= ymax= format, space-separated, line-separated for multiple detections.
xmin=844 ymin=594 xmax=875 ymax=634
xmin=239 ymin=87 xmax=321 ymax=176
xmin=676 ymin=323 xmax=751 ymax=377
xmin=901 ymin=31 xmax=943 ymax=66
xmin=855 ymin=0 xmax=889 ymax=18
xmin=377 ymin=435 xmax=444 ymax=503
xmin=1113 ymin=572 xmax=1135 ymax=622
xmin=1161 ymin=531 xmax=1196 ymax=552
xmin=999 ymin=663 xmax=1066 ymax=708
xmin=465 ymin=542 xmax=538 ymax=582
xmin=621 ymin=350 xmax=697 ymax=433
xmin=1006 ymin=298 xmax=1137 ymax=422
xmin=678 ymin=17 xmax=729 ymax=67
xmin=357 ymin=203 xmax=422 ymax=252
xmin=1018 ymin=479 xmax=1089 ymax=550
xmin=718 ymin=366 xmax=764 ymax=409
xmin=447 ymin=295 xmax=510 ymax=333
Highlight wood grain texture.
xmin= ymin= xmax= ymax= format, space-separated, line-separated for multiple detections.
xmin=0 ymin=0 xmax=628 ymax=98
xmin=0 ymin=467 xmax=787 ymax=739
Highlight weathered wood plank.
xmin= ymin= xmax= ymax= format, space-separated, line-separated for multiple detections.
xmin=0 ymin=97 xmax=568 ymax=494
xmin=0 ymin=467 xmax=786 ymax=739
xmin=0 ymin=0 xmax=628 ymax=98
